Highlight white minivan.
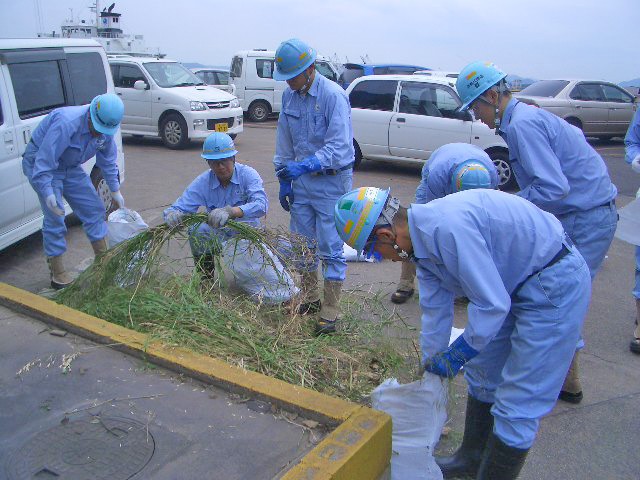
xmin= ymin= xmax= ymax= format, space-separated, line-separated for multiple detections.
xmin=229 ymin=49 xmax=339 ymax=122
xmin=109 ymin=56 xmax=243 ymax=149
xmin=0 ymin=38 xmax=126 ymax=252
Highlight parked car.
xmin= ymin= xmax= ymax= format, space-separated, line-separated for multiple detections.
xmin=514 ymin=80 xmax=638 ymax=140
xmin=191 ymin=67 xmax=233 ymax=94
xmin=229 ymin=49 xmax=339 ymax=122
xmin=346 ymin=75 xmax=515 ymax=190
xmin=108 ymin=55 xmax=243 ymax=149
xmin=0 ymin=38 xmax=126 ymax=252
xmin=338 ymin=63 xmax=430 ymax=89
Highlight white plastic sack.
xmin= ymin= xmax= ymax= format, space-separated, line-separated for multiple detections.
xmin=371 ymin=373 xmax=448 ymax=480
xmin=614 ymin=197 xmax=640 ymax=246
xmin=449 ymin=327 xmax=464 ymax=346
xmin=106 ymin=208 xmax=149 ymax=248
xmin=221 ymin=238 xmax=299 ymax=304
xmin=343 ymin=242 xmax=375 ymax=262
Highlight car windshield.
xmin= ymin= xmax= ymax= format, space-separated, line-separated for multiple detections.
xmin=519 ymin=80 xmax=569 ymax=97
xmin=143 ymin=62 xmax=205 ymax=88
xmin=216 ymin=71 xmax=229 ymax=84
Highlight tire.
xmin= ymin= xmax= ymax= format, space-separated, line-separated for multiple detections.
xmin=90 ymin=168 xmax=116 ymax=217
xmin=489 ymin=150 xmax=518 ymax=192
xmin=248 ymin=101 xmax=270 ymax=122
xmin=353 ymin=140 xmax=363 ymax=169
xmin=160 ymin=113 xmax=190 ymax=149
xmin=565 ymin=117 xmax=582 ymax=131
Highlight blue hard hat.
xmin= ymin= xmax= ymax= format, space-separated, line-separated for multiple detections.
xmin=456 ymin=61 xmax=507 ymax=111
xmin=334 ymin=187 xmax=390 ymax=254
xmin=89 ymin=93 xmax=124 ymax=135
xmin=451 ymin=160 xmax=493 ymax=192
xmin=273 ymin=38 xmax=317 ymax=81
xmin=201 ymin=132 xmax=238 ymax=160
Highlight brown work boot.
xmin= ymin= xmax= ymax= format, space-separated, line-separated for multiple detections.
xmin=47 ymin=254 xmax=74 ymax=290
xmin=315 ymin=280 xmax=343 ymax=335
xmin=391 ymin=261 xmax=416 ymax=304
xmin=559 ymin=351 xmax=583 ymax=404
xmin=631 ymin=299 xmax=640 ymax=354
xmin=91 ymin=237 xmax=108 ymax=257
xmin=297 ymin=270 xmax=321 ymax=315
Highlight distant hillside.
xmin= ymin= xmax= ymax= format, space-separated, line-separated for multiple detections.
xmin=182 ymin=62 xmax=230 ymax=70
xmin=620 ymin=78 xmax=640 ymax=87
xmin=507 ymin=74 xmax=536 ymax=90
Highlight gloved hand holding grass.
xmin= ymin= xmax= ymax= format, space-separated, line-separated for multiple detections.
xmin=424 ymin=335 xmax=479 ymax=378
xmin=165 ymin=209 xmax=184 ymax=227
xmin=208 ymin=206 xmax=236 ymax=228
xmin=276 ymin=156 xmax=322 ymax=181
xmin=278 ymin=179 xmax=294 ymax=211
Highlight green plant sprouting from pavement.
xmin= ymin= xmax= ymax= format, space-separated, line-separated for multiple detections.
xmin=54 ymin=215 xmax=418 ymax=403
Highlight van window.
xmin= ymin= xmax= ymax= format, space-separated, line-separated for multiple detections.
xmin=339 ymin=66 xmax=364 ymax=86
xmin=315 ymin=62 xmax=337 ymax=82
xmin=8 ymin=61 xmax=66 ymax=119
xmin=66 ymin=52 xmax=108 ymax=105
xmin=256 ymin=59 xmax=274 ymax=79
xmin=230 ymin=56 xmax=243 ymax=78
xmin=349 ymin=80 xmax=398 ymax=111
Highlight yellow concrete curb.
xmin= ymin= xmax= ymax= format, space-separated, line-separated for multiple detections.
xmin=0 ymin=282 xmax=391 ymax=479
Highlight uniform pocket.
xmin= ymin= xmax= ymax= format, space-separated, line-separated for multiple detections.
xmin=312 ymin=113 xmax=328 ymax=143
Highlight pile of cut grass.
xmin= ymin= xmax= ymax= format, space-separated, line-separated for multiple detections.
xmin=55 ymin=215 xmax=418 ymax=403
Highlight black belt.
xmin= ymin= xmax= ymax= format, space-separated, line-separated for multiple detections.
xmin=544 ymin=244 xmax=570 ymax=270
xmin=311 ymin=163 xmax=353 ymax=176
xmin=598 ymin=199 xmax=615 ymax=208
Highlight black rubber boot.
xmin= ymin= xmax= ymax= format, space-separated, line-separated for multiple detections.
xmin=476 ymin=433 xmax=529 ymax=480
xmin=194 ymin=255 xmax=216 ymax=280
xmin=435 ymin=395 xmax=494 ymax=479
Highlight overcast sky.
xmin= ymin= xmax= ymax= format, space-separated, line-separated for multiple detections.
xmin=1 ymin=0 xmax=638 ymax=83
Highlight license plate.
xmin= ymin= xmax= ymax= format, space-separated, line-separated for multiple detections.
xmin=215 ymin=122 xmax=228 ymax=132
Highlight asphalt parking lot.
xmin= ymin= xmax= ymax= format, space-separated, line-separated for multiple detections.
xmin=1 ymin=123 xmax=639 ymax=479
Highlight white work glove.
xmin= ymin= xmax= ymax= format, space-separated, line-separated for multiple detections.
xmin=45 ymin=194 xmax=65 ymax=216
xmin=111 ymin=190 xmax=125 ymax=209
xmin=165 ymin=210 xmax=185 ymax=228
xmin=207 ymin=206 xmax=234 ymax=228
xmin=632 ymin=154 xmax=640 ymax=174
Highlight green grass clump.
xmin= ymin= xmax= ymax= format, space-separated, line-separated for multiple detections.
xmin=54 ymin=215 xmax=418 ymax=403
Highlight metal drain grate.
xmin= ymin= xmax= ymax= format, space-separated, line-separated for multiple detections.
xmin=6 ymin=416 xmax=155 ymax=480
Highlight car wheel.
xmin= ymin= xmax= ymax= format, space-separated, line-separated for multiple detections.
xmin=160 ymin=113 xmax=190 ymax=149
xmin=353 ymin=140 xmax=363 ymax=169
xmin=248 ymin=101 xmax=270 ymax=122
xmin=565 ymin=117 xmax=583 ymax=131
xmin=489 ymin=150 xmax=518 ymax=192
xmin=90 ymin=168 xmax=116 ymax=216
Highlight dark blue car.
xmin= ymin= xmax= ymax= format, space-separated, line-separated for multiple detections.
xmin=338 ymin=63 xmax=430 ymax=89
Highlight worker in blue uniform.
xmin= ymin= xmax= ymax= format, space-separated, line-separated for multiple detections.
xmin=273 ymin=38 xmax=354 ymax=335
xmin=624 ymin=109 xmax=640 ymax=354
xmin=391 ymin=143 xmax=499 ymax=304
xmin=334 ymin=187 xmax=591 ymax=479
xmin=22 ymin=93 xmax=125 ymax=290
xmin=163 ymin=132 xmax=267 ymax=277
xmin=456 ymin=61 xmax=618 ymax=404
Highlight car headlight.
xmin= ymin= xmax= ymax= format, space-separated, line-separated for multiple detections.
xmin=190 ymin=101 xmax=207 ymax=111
xmin=230 ymin=98 xmax=240 ymax=109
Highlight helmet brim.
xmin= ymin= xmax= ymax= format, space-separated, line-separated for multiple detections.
xmin=201 ymin=150 xmax=238 ymax=160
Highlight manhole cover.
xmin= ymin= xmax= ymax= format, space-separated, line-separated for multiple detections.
xmin=6 ymin=416 xmax=155 ymax=480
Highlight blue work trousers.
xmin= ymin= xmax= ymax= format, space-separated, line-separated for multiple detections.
xmin=23 ymin=162 xmax=107 ymax=257
xmin=464 ymin=243 xmax=591 ymax=449
xmin=290 ymin=171 xmax=352 ymax=281
xmin=633 ymin=247 xmax=640 ymax=299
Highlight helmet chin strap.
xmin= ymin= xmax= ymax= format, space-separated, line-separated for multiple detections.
xmin=298 ymin=70 xmax=314 ymax=96
xmin=493 ymin=80 xmax=506 ymax=133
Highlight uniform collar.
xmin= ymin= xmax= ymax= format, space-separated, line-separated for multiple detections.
xmin=407 ymin=206 xmax=430 ymax=260
xmin=498 ymin=97 xmax=519 ymax=135
xmin=305 ymin=73 xmax=321 ymax=98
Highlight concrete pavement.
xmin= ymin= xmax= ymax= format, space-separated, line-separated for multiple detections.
xmin=1 ymin=126 xmax=639 ymax=478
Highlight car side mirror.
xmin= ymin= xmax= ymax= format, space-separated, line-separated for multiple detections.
xmin=134 ymin=80 xmax=148 ymax=90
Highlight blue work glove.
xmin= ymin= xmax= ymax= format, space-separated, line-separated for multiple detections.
xmin=424 ymin=336 xmax=479 ymax=379
xmin=275 ymin=156 xmax=323 ymax=181
xmin=279 ymin=179 xmax=294 ymax=212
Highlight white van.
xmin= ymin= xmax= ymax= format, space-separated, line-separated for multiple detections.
xmin=0 ymin=38 xmax=126 ymax=252
xmin=229 ymin=49 xmax=339 ymax=122
xmin=108 ymin=56 xmax=243 ymax=149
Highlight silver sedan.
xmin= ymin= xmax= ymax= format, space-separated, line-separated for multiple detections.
xmin=514 ymin=79 xmax=637 ymax=140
